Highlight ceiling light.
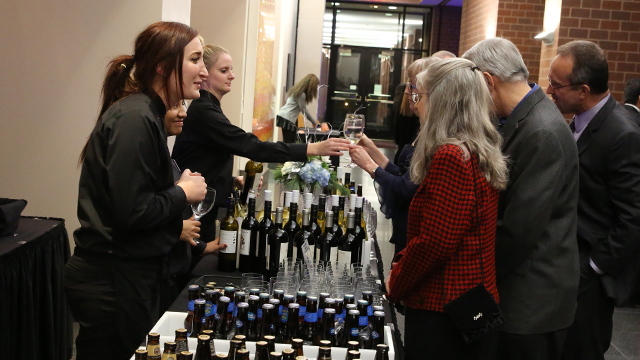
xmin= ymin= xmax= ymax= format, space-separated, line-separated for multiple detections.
xmin=335 ymin=2 xmax=340 ymax=5
xmin=373 ymin=5 xmax=378 ymax=8
xmin=388 ymin=6 xmax=397 ymax=9
xmin=419 ymin=38 xmax=422 ymax=42
xmin=385 ymin=13 xmax=392 ymax=16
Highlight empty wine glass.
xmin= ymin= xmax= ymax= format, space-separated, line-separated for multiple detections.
xmin=344 ymin=114 xmax=364 ymax=168
xmin=191 ymin=187 xmax=216 ymax=221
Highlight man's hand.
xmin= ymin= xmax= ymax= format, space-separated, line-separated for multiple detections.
xmin=202 ymin=237 xmax=228 ymax=256
xmin=177 ymin=169 xmax=207 ymax=204
xmin=307 ymin=138 xmax=352 ymax=156
xmin=179 ymin=216 xmax=201 ymax=246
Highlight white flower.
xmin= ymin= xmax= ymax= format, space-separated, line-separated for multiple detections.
xmin=281 ymin=162 xmax=294 ymax=175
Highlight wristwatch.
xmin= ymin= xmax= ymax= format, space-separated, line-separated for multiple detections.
xmin=370 ymin=165 xmax=380 ymax=179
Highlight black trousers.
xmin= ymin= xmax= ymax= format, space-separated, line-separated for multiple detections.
xmin=560 ymin=270 xmax=614 ymax=360
xmin=63 ymin=251 xmax=165 ymax=360
xmin=497 ymin=328 xmax=569 ymax=360
xmin=404 ymin=307 xmax=497 ymax=360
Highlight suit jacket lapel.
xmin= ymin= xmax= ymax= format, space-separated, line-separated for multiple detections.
xmin=501 ymin=87 xmax=546 ymax=150
xmin=576 ymin=95 xmax=617 ymax=155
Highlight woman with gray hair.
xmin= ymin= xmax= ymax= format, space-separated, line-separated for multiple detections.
xmin=385 ymin=58 xmax=508 ymax=359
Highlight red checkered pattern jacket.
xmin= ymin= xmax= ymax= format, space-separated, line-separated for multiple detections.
xmin=387 ymin=144 xmax=500 ymax=311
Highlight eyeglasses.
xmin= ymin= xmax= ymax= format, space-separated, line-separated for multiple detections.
xmin=547 ymin=76 xmax=582 ymax=91
xmin=411 ymin=92 xmax=427 ymax=103
xmin=406 ymin=81 xmax=417 ymax=90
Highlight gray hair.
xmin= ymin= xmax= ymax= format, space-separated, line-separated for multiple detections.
xmin=432 ymin=50 xmax=456 ymax=59
xmin=461 ymin=38 xmax=529 ymax=83
xmin=410 ymin=58 xmax=508 ymax=190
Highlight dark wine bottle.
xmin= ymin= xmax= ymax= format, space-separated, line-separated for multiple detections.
xmin=338 ymin=212 xmax=357 ymax=265
xmin=310 ymin=204 xmax=322 ymax=240
xmin=317 ymin=195 xmax=326 ymax=235
xmin=352 ymin=197 xmax=366 ymax=265
xmin=320 ymin=211 xmax=339 ymax=263
xmin=258 ymin=190 xmax=274 ymax=277
xmin=330 ymin=195 xmax=344 ymax=239
xmin=267 ymin=207 xmax=289 ymax=276
xmin=241 ymin=160 xmax=263 ymax=205
xmin=240 ymin=196 xmax=259 ymax=272
xmin=293 ymin=209 xmax=316 ymax=264
xmin=219 ymin=197 xmax=239 ymax=272
xmin=284 ymin=198 xmax=301 ymax=261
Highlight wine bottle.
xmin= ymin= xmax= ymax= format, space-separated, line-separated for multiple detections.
xmin=331 ymin=195 xmax=344 ymax=239
xmin=317 ymin=195 xmax=326 ymax=234
xmin=219 ymin=197 xmax=239 ymax=272
xmin=335 ymin=167 xmax=345 ymax=195
xmin=293 ymin=209 xmax=316 ymax=265
xmin=241 ymin=160 xmax=263 ymax=205
xmin=291 ymin=190 xmax=301 ymax=225
xmin=353 ymin=198 xmax=366 ymax=265
xmin=344 ymin=172 xmax=351 ymax=192
xmin=284 ymin=197 xmax=301 ymax=261
xmin=338 ymin=212 xmax=357 ymax=266
xmin=298 ymin=192 xmax=312 ymax=224
xmin=240 ymin=196 xmax=259 ymax=272
xmin=350 ymin=181 xmax=356 ymax=194
xmin=282 ymin=191 xmax=292 ymax=224
xmin=310 ymin=204 xmax=322 ymax=240
xmin=258 ymin=190 xmax=275 ymax=277
xmin=316 ymin=211 xmax=331 ymax=261
xmin=268 ymin=207 xmax=289 ymax=276
xmin=357 ymin=184 xmax=363 ymax=197
xmin=320 ymin=211 xmax=339 ymax=263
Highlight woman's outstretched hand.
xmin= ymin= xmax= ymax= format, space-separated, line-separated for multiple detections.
xmin=307 ymin=138 xmax=353 ymax=156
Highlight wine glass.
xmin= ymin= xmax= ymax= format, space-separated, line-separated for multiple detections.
xmin=344 ymin=114 xmax=364 ymax=168
xmin=191 ymin=187 xmax=216 ymax=221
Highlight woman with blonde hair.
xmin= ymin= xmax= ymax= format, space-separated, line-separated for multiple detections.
xmin=276 ymin=73 xmax=320 ymax=143
xmin=385 ymin=58 xmax=508 ymax=359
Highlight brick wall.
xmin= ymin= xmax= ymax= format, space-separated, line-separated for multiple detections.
xmin=459 ymin=0 xmax=500 ymax=54
xmin=496 ymin=0 xmax=545 ymax=82
xmin=431 ymin=6 xmax=463 ymax=56
xmin=553 ymin=0 xmax=640 ymax=102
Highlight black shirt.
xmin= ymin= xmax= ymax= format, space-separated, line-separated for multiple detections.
xmin=74 ymin=92 xmax=187 ymax=259
xmin=172 ymin=90 xmax=308 ymax=208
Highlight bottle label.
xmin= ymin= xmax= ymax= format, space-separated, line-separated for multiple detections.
xmin=212 ymin=304 xmax=217 ymax=315
xmin=278 ymin=305 xmax=283 ymax=316
xmin=279 ymin=244 xmax=288 ymax=265
xmin=299 ymin=306 xmax=306 ymax=317
xmin=367 ymin=305 xmax=373 ymax=317
xmin=330 ymin=247 xmax=338 ymax=262
xmin=205 ymin=301 xmax=214 ymax=316
xmin=335 ymin=312 xmax=345 ymax=322
xmin=228 ymin=302 xmax=235 ymax=313
xmin=161 ymin=353 xmax=174 ymax=360
xmin=265 ymin=243 xmax=270 ymax=270
xmin=220 ymin=230 xmax=237 ymax=253
xmin=248 ymin=312 xmax=256 ymax=321
xmin=147 ymin=344 xmax=161 ymax=357
xmin=214 ymin=313 xmax=221 ymax=321
xmin=338 ymin=250 xmax=351 ymax=263
xmin=240 ymin=229 xmax=252 ymax=256
xmin=257 ymin=309 xmax=263 ymax=319
xmin=372 ymin=330 xmax=380 ymax=339
xmin=330 ymin=327 xmax=335 ymax=335
xmin=315 ymin=248 xmax=321 ymax=262
xmin=317 ymin=308 xmax=324 ymax=320
xmin=236 ymin=320 xmax=244 ymax=328
xmin=359 ymin=316 xmax=368 ymax=326
xmin=304 ymin=312 xmax=318 ymax=323
xmin=188 ymin=300 xmax=195 ymax=312
xmin=281 ymin=308 xmax=289 ymax=322
xmin=350 ymin=328 xmax=359 ymax=336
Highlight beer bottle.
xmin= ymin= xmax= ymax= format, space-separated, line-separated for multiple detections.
xmin=234 ymin=291 xmax=246 ymax=315
xmin=264 ymin=335 xmax=276 ymax=353
xmin=320 ymin=211 xmax=339 ymax=263
xmin=217 ymin=354 xmax=229 ymax=359
xmin=194 ymin=335 xmax=211 ymax=360
xmin=235 ymin=302 xmax=249 ymax=337
xmin=135 ymin=349 xmax=148 ymax=360
xmin=330 ymin=196 xmax=344 ymax=239
xmin=344 ymin=294 xmax=355 ymax=306
xmin=371 ymin=311 xmax=385 ymax=348
xmin=338 ymin=212 xmax=357 ymax=265
xmin=268 ymin=298 xmax=282 ymax=341
xmin=346 ymin=310 xmax=360 ymax=344
xmin=273 ymin=289 xmax=285 ymax=314
xmin=177 ymin=351 xmax=193 ymax=360
xmin=236 ymin=349 xmax=250 ymax=360
xmin=295 ymin=357 xmax=308 ymax=360
xmin=282 ymin=348 xmax=296 ymax=360
xmin=260 ymin=304 xmax=277 ymax=339
xmin=234 ymin=334 xmax=247 ymax=350
xmin=161 ymin=342 xmax=176 ymax=360
xmin=317 ymin=347 xmax=332 ymax=360
xmin=374 ymin=344 xmax=390 ymax=360
xmin=214 ymin=296 xmax=231 ymax=339
xmin=356 ymin=300 xmax=372 ymax=349
xmin=269 ymin=352 xmax=282 ymax=360
xmin=201 ymin=330 xmax=216 ymax=358
xmin=310 ymin=204 xmax=322 ymax=240
xmin=228 ymin=339 xmax=242 ymax=360
xmin=362 ymin=291 xmax=373 ymax=324
xmin=286 ymin=303 xmax=301 ymax=342
xmin=316 ymin=195 xmax=326 ymax=235
xmin=258 ymin=190 xmax=275 ymax=276
xmin=291 ymin=338 xmax=304 ymax=357
xmin=190 ymin=299 xmax=206 ymax=337
xmin=258 ymin=293 xmax=271 ymax=329
xmin=292 ymin=209 xmax=315 ymax=264
xmin=296 ymin=291 xmax=307 ymax=328
xmin=347 ymin=350 xmax=360 ymax=360
xmin=240 ymin=196 xmax=259 ymax=272
xmin=185 ymin=284 xmax=201 ymax=336
xmin=321 ymin=308 xmax=337 ymax=346
xmin=301 ymin=296 xmax=318 ymax=345
xmin=224 ymin=287 xmax=237 ymax=335
xmin=268 ymin=207 xmax=289 ymax=276
xmin=249 ymin=288 xmax=260 ymax=297
xmin=247 ymin=295 xmax=260 ymax=341
xmin=317 ymin=293 xmax=330 ymax=321
xmin=205 ymin=289 xmax=221 ymax=330
xmin=372 ymin=305 xmax=384 ymax=315
xmin=334 ymin=298 xmax=346 ymax=347
xmin=175 ymin=328 xmax=189 ymax=353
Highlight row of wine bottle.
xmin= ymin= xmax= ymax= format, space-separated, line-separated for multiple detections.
xmin=183 ymin=284 xmax=385 ymax=350
xmin=218 ymin=187 xmax=368 ymax=276
xmin=138 ymin=333 xmax=390 ymax=360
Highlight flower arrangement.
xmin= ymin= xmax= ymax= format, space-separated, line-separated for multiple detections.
xmin=274 ymin=156 xmax=349 ymax=194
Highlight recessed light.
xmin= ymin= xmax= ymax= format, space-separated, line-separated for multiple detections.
xmin=335 ymin=2 xmax=340 ymax=5
xmin=385 ymin=13 xmax=392 ymax=16
xmin=373 ymin=5 xmax=378 ymax=8
xmin=388 ymin=6 xmax=397 ymax=9
xmin=337 ymin=10 xmax=341 ymax=12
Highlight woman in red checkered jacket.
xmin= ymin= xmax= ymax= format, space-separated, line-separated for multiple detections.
xmin=385 ymin=58 xmax=508 ymax=359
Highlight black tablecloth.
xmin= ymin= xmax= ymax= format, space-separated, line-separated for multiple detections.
xmin=0 ymin=216 xmax=73 ymax=360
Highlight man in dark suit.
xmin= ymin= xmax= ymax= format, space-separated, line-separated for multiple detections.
xmin=463 ymin=38 xmax=580 ymax=360
xmin=623 ymin=78 xmax=640 ymax=122
xmin=547 ymin=40 xmax=640 ymax=360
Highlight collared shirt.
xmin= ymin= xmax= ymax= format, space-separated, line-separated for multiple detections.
xmin=573 ymin=94 xmax=610 ymax=141
xmin=498 ymin=83 xmax=539 ymax=129
xmin=624 ymin=103 xmax=640 ymax=113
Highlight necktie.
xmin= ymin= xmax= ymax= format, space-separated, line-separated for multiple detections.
xmin=569 ymin=117 xmax=576 ymax=133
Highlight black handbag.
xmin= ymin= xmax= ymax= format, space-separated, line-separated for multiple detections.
xmin=442 ymin=160 xmax=505 ymax=344
xmin=0 ymin=198 xmax=28 ymax=237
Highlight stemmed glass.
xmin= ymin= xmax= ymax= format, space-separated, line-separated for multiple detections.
xmin=191 ymin=187 xmax=216 ymax=221
xmin=344 ymin=114 xmax=364 ymax=168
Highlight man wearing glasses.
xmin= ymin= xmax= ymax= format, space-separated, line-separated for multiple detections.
xmin=547 ymin=40 xmax=640 ymax=360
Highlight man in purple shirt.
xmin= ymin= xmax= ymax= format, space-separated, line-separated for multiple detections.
xmin=547 ymin=40 xmax=640 ymax=360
